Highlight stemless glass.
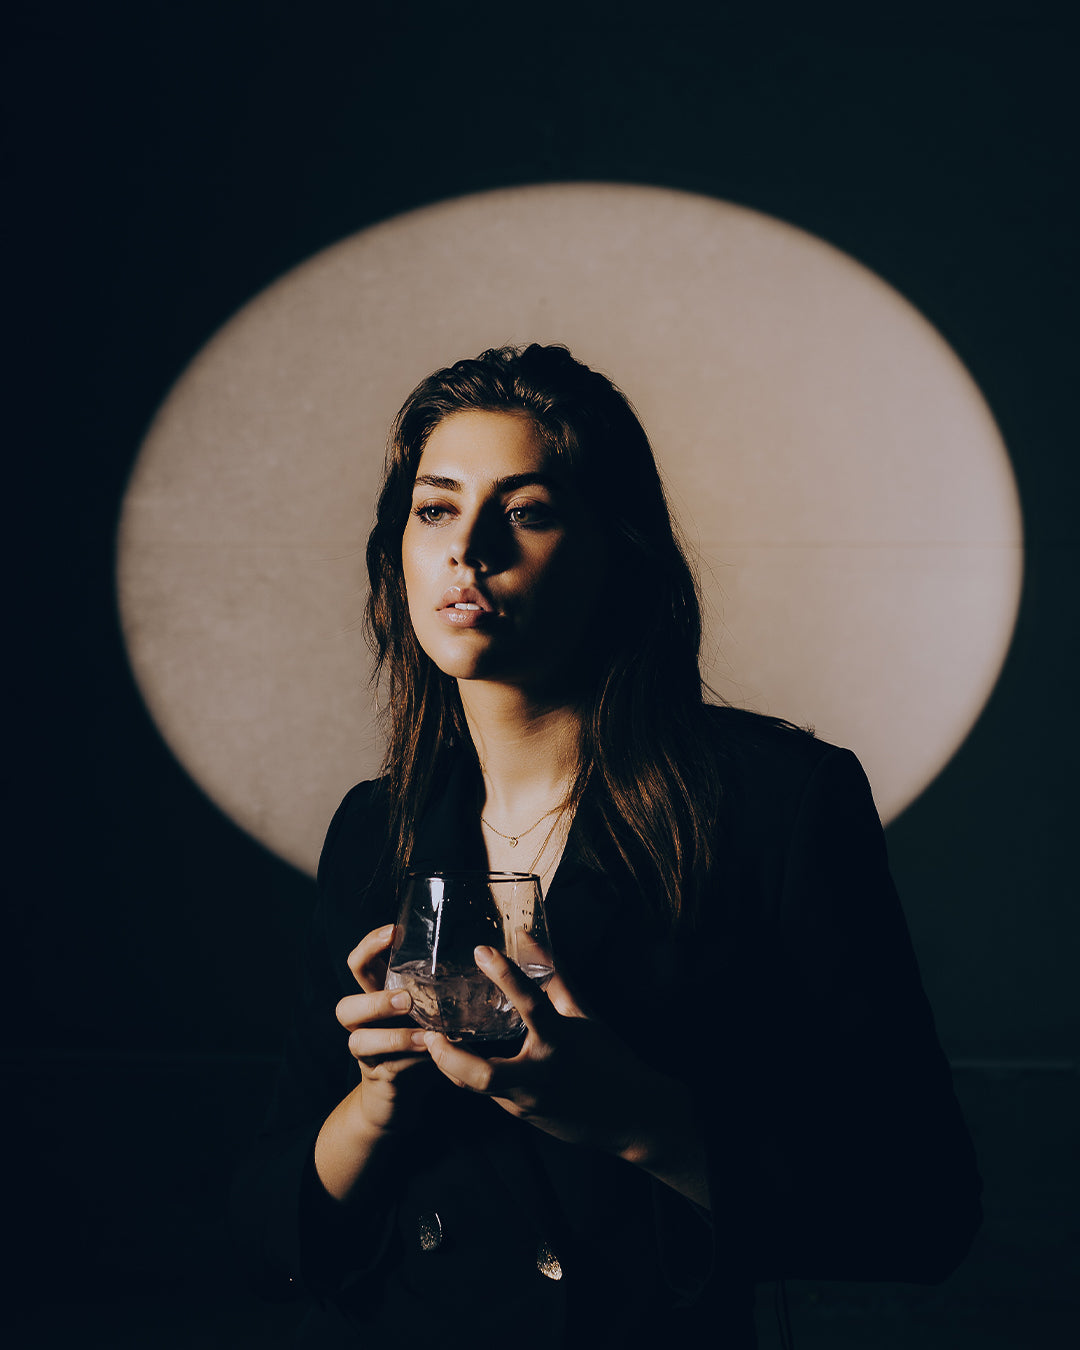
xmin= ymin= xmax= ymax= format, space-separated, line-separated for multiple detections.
xmin=384 ymin=872 xmax=554 ymax=1043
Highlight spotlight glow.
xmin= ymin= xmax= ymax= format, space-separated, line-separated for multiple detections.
xmin=117 ymin=184 xmax=1023 ymax=873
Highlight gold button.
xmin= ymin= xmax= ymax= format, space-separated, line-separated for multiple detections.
xmin=536 ymin=1239 xmax=563 ymax=1280
xmin=418 ymin=1211 xmax=443 ymax=1252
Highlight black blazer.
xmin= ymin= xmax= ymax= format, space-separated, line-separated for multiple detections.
xmin=232 ymin=709 xmax=981 ymax=1349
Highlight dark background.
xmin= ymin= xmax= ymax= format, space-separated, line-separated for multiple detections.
xmin=7 ymin=4 xmax=1078 ymax=1345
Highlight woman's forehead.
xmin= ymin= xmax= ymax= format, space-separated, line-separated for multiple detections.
xmin=414 ymin=409 xmax=554 ymax=483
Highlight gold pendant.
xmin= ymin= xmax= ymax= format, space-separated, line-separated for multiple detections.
xmin=508 ymin=837 xmax=518 ymax=847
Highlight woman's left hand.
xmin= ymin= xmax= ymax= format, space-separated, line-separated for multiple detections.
xmin=423 ymin=945 xmax=666 ymax=1159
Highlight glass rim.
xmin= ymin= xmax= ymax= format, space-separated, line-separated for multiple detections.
xmin=403 ymin=869 xmax=541 ymax=883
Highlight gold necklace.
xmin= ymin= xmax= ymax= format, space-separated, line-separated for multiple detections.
xmin=526 ymin=806 xmax=571 ymax=875
xmin=480 ymin=802 xmax=562 ymax=849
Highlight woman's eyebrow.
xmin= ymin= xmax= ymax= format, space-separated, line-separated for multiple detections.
xmin=493 ymin=471 xmax=560 ymax=494
xmin=412 ymin=473 xmax=460 ymax=491
xmin=411 ymin=471 xmax=561 ymax=494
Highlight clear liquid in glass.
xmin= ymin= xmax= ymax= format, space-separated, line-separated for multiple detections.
xmin=385 ymin=958 xmax=553 ymax=1042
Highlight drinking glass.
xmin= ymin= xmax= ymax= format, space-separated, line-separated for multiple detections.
xmin=384 ymin=872 xmax=554 ymax=1043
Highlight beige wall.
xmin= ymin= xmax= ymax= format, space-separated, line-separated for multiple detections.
xmin=116 ymin=185 xmax=1022 ymax=873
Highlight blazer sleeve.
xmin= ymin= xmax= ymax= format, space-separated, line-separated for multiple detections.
xmin=732 ymin=746 xmax=982 ymax=1283
xmin=229 ymin=782 xmax=397 ymax=1301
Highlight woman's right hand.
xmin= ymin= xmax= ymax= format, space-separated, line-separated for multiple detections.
xmin=335 ymin=923 xmax=432 ymax=1135
xmin=314 ymin=923 xmax=431 ymax=1200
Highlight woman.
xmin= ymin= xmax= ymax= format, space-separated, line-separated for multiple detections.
xmin=233 ymin=344 xmax=982 ymax=1348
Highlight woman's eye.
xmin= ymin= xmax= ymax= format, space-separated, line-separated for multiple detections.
xmin=507 ymin=502 xmax=553 ymax=527
xmin=413 ymin=503 xmax=451 ymax=524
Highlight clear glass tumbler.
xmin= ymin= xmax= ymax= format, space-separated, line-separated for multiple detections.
xmin=384 ymin=871 xmax=554 ymax=1043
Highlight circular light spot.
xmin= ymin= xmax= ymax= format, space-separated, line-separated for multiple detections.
xmin=117 ymin=184 xmax=1023 ymax=873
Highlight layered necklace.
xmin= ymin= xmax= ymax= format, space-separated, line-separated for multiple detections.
xmin=481 ymin=797 xmax=572 ymax=874
xmin=480 ymin=802 xmax=562 ymax=850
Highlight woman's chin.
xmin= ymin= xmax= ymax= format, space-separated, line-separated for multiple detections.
xmin=420 ymin=631 xmax=594 ymax=702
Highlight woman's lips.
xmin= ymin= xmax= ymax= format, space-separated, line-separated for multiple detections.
xmin=438 ymin=585 xmax=497 ymax=628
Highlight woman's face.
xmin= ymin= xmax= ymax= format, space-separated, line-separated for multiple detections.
xmin=401 ymin=409 xmax=606 ymax=695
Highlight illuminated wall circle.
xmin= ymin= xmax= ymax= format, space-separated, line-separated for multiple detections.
xmin=116 ymin=184 xmax=1023 ymax=874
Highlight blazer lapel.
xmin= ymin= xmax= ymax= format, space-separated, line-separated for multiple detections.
xmin=408 ymin=753 xmax=487 ymax=874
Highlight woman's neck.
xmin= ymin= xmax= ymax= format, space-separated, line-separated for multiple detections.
xmin=458 ymin=680 xmax=581 ymax=824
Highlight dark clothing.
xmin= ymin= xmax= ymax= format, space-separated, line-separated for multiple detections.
xmin=232 ymin=709 xmax=981 ymax=1348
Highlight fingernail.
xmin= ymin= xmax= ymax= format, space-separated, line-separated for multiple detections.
xmin=424 ymin=1032 xmax=437 ymax=1048
xmin=391 ymin=991 xmax=411 ymax=1010
xmin=380 ymin=924 xmax=395 ymax=939
xmin=411 ymin=1030 xmax=428 ymax=1048
xmin=474 ymin=945 xmax=494 ymax=965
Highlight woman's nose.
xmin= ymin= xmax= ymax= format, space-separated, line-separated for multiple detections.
xmin=448 ymin=509 xmax=503 ymax=571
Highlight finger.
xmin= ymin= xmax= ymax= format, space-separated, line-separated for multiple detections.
xmin=541 ymin=970 xmax=588 ymax=1020
xmin=474 ymin=946 xmax=559 ymax=1037
xmin=348 ymin=1025 xmax=430 ymax=1059
xmin=346 ymin=924 xmax=397 ymax=993
xmin=423 ymin=1031 xmax=498 ymax=1093
xmin=336 ymin=987 xmax=414 ymax=1031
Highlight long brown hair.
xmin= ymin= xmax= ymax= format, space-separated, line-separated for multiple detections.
xmin=365 ymin=344 xmax=724 ymax=928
